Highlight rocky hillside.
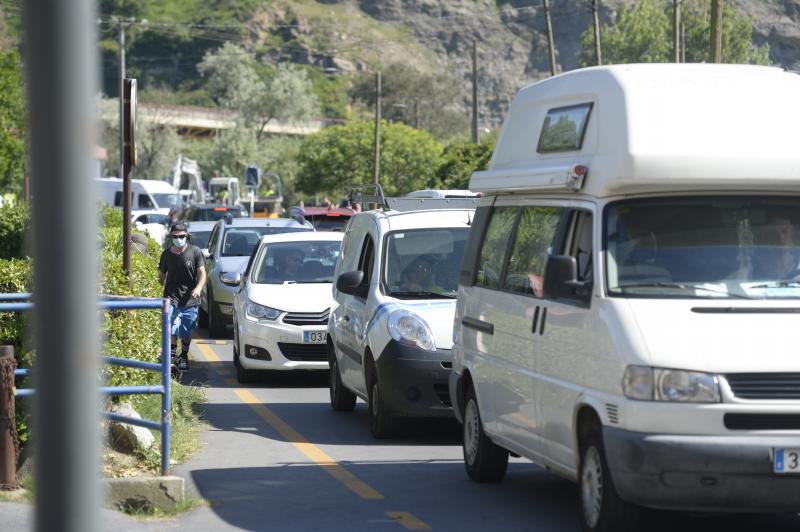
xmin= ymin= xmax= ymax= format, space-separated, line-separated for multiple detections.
xmin=246 ymin=0 xmax=800 ymax=126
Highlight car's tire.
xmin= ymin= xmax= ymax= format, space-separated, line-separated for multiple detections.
xmin=329 ymin=345 xmax=356 ymax=412
xmin=462 ymin=384 xmax=508 ymax=483
xmin=578 ymin=425 xmax=639 ymax=532
xmin=207 ymin=287 xmax=226 ymax=338
xmin=368 ymin=365 xmax=396 ymax=439
xmin=233 ymin=346 xmax=258 ymax=384
xmin=198 ymin=304 xmax=208 ymax=328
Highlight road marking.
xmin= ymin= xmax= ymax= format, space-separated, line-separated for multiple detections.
xmin=215 ymin=340 xmax=226 ymax=345
xmin=195 ymin=342 xmax=384 ymax=501
xmin=386 ymin=511 xmax=431 ymax=530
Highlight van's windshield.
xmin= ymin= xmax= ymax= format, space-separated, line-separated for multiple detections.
xmin=383 ymin=228 xmax=469 ymax=299
xmin=605 ymin=196 xmax=800 ymax=299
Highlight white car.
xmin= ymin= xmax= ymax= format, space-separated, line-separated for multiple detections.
xmin=231 ymin=232 xmax=344 ymax=383
xmin=327 ymin=200 xmax=475 ymax=438
xmin=131 ymin=210 xmax=171 ymax=246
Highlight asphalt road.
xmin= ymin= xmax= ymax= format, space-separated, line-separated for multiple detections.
xmin=154 ymin=337 xmax=800 ymax=532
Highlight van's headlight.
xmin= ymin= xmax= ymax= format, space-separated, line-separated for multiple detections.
xmin=387 ymin=310 xmax=435 ymax=351
xmin=245 ymin=300 xmax=281 ymax=321
xmin=623 ymin=366 xmax=720 ymax=403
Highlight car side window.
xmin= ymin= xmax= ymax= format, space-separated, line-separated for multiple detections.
xmin=476 ymin=207 xmax=518 ymax=289
xmin=569 ymin=211 xmax=594 ymax=283
xmin=138 ymin=195 xmax=154 ymax=209
xmin=357 ymin=235 xmax=375 ymax=298
xmin=114 ymin=191 xmax=123 ymax=207
xmin=503 ymin=206 xmax=564 ymax=298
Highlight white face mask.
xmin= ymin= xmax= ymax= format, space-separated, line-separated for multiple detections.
xmin=172 ymin=236 xmax=187 ymax=248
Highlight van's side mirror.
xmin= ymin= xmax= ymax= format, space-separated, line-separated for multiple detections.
xmin=336 ymin=271 xmax=364 ymax=296
xmin=202 ymin=248 xmax=210 ymax=259
xmin=543 ymin=255 xmax=590 ymax=300
xmin=220 ymin=272 xmax=242 ymax=287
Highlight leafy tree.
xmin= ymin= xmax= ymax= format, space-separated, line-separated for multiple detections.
xmin=0 ymin=50 xmax=25 ymax=196
xmin=579 ymin=0 xmax=769 ymax=66
xmin=434 ymin=140 xmax=495 ymax=190
xmin=198 ymin=44 xmax=318 ymax=139
xmin=295 ymin=120 xmax=442 ymax=197
xmin=350 ymin=63 xmax=469 ymax=142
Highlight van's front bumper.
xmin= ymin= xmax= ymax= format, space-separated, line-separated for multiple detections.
xmin=375 ymin=340 xmax=453 ymax=418
xmin=604 ymin=426 xmax=800 ymax=512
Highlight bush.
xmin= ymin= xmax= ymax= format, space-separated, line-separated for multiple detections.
xmin=0 ymin=203 xmax=30 ymax=259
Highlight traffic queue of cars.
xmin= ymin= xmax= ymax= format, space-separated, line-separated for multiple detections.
xmin=218 ymin=64 xmax=800 ymax=532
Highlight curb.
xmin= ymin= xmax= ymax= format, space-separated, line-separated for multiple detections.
xmin=106 ymin=475 xmax=185 ymax=512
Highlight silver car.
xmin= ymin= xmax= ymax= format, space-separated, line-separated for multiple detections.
xmin=199 ymin=217 xmax=312 ymax=337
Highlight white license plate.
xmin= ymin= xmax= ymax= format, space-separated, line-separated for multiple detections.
xmin=774 ymin=448 xmax=800 ymax=474
xmin=303 ymin=331 xmax=327 ymax=344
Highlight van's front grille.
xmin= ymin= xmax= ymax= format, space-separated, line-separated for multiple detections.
xmin=282 ymin=309 xmax=329 ymax=326
xmin=724 ymin=414 xmax=800 ymax=431
xmin=726 ymin=373 xmax=800 ymax=400
xmin=278 ymin=343 xmax=327 ymax=362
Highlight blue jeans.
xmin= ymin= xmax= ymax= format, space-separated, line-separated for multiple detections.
xmin=168 ymin=305 xmax=199 ymax=342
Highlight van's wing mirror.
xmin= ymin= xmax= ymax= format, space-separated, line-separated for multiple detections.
xmin=543 ymin=255 xmax=590 ymax=300
xmin=336 ymin=271 xmax=364 ymax=296
xmin=201 ymin=248 xmax=210 ymax=259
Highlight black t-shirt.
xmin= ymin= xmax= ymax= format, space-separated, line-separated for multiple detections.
xmin=158 ymin=245 xmax=205 ymax=307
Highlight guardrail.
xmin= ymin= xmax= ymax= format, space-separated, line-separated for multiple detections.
xmin=0 ymin=293 xmax=172 ymax=475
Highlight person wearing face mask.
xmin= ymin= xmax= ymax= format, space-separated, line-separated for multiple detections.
xmin=158 ymin=222 xmax=207 ymax=371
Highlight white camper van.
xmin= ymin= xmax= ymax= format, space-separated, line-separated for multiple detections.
xmin=449 ymin=64 xmax=800 ymax=531
xmin=96 ymin=177 xmax=181 ymax=216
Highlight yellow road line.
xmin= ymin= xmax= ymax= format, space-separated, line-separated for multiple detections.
xmin=386 ymin=512 xmax=431 ymax=530
xmin=195 ymin=343 xmax=384 ymax=501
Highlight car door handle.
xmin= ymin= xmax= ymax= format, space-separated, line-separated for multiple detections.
xmin=461 ymin=316 xmax=494 ymax=335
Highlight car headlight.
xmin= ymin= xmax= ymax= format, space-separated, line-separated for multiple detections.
xmin=387 ymin=309 xmax=436 ymax=352
xmin=245 ymin=300 xmax=281 ymax=321
xmin=623 ymin=366 xmax=720 ymax=403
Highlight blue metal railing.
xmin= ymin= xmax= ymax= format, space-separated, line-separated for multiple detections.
xmin=1 ymin=293 xmax=172 ymax=475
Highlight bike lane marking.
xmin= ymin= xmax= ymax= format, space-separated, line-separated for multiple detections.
xmin=386 ymin=511 xmax=433 ymax=530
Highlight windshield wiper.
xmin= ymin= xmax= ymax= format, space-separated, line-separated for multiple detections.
xmin=619 ymin=282 xmax=752 ymax=299
xmin=749 ymin=281 xmax=800 ymax=289
xmin=389 ymin=290 xmax=456 ymax=299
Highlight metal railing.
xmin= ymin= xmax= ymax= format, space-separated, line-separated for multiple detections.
xmin=1 ymin=293 xmax=172 ymax=475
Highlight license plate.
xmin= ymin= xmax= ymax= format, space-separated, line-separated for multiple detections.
xmin=303 ymin=331 xmax=327 ymax=344
xmin=774 ymin=448 xmax=800 ymax=474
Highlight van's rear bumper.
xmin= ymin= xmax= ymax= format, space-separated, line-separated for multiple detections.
xmin=604 ymin=427 xmax=800 ymax=512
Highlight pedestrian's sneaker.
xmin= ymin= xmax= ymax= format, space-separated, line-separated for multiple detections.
xmin=178 ymin=356 xmax=189 ymax=371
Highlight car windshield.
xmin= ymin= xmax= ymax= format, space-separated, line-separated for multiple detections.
xmin=606 ymin=196 xmax=800 ymax=299
xmin=253 ymin=241 xmax=341 ymax=284
xmin=384 ymin=228 xmax=469 ymax=299
xmin=221 ymin=227 xmax=308 ymax=257
xmin=191 ymin=231 xmax=212 ymax=249
xmin=151 ymin=193 xmax=181 ymax=209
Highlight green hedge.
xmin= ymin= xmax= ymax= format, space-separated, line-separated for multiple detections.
xmin=0 ymin=203 xmax=30 ymax=260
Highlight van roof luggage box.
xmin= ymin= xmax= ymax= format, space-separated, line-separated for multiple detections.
xmin=471 ymin=64 xmax=800 ymax=197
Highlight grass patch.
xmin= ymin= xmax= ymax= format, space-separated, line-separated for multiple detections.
xmin=0 ymin=474 xmax=34 ymax=503
xmin=133 ymin=380 xmax=207 ymax=473
xmin=120 ymin=496 xmax=207 ymax=520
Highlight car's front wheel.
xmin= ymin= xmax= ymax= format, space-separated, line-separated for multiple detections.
xmin=463 ymin=384 xmax=508 ymax=483
xmin=329 ymin=344 xmax=356 ymax=411
xmin=578 ymin=425 xmax=639 ymax=532
xmin=368 ymin=365 xmax=396 ymax=438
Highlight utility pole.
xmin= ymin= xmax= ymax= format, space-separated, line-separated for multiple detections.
xmin=680 ymin=19 xmax=686 ymax=63
xmin=673 ymin=0 xmax=681 ymax=63
xmin=471 ymin=40 xmax=478 ymax=144
xmin=591 ymin=0 xmax=602 ymax=66
xmin=710 ymin=0 xmax=723 ymax=63
xmin=373 ymin=71 xmax=381 ymax=185
xmin=543 ymin=0 xmax=557 ymax=76
xmin=117 ymin=17 xmax=133 ymax=285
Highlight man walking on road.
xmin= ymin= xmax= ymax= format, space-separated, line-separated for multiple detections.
xmin=159 ymin=222 xmax=206 ymax=370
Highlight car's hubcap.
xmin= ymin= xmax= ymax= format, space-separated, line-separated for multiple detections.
xmin=464 ymin=399 xmax=480 ymax=465
xmin=581 ymin=446 xmax=603 ymax=528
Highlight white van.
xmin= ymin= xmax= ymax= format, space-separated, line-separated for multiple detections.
xmin=328 ymin=188 xmax=477 ymax=438
xmin=449 ymin=64 xmax=800 ymax=531
xmin=96 ymin=177 xmax=181 ymax=216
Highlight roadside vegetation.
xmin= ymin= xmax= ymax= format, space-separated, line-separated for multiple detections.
xmin=0 ymin=204 xmax=206 ymax=492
